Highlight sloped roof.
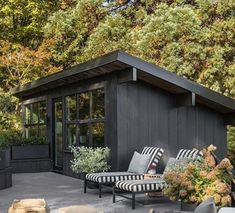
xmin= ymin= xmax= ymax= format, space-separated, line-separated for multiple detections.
xmin=12 ymin=50 xmax=235 ymax=114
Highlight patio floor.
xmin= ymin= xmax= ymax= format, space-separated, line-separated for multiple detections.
xmin=0 ymin=172 xmax=182 ymax=213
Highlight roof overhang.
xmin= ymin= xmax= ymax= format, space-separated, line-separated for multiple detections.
xmin=12 ymin=50 xmax=235 ymax=114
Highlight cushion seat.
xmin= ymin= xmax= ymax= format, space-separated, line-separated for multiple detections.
xmin=115 ymin=179 xmax=167 ymax=192
xmin=86 ymin=172 xmax=144 ymax=183
xmin=218 ymin=207 xmax=235 ymax=213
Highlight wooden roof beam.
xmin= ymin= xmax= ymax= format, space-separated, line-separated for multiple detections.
xmin=224 ymin=113 xmax=235 ymax=126
xmin=118 ymin=67 xmax=137 ymax=84
xmin=176 ymin=92 xmax=196 ymax=107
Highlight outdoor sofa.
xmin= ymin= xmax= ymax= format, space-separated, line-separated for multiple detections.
xmin=84 ymin=146 xmax=164 ymax=198
xmin=113 ymin=148 xmax=203 ymax=209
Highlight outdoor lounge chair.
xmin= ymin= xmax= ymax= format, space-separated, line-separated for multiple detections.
xmin=113 ymin=148 xmax=203 ymax=209
xmin=84 ymin=147 xmax=164 ymax=198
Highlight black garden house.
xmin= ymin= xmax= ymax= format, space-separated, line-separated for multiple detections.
xmin=12 ymin=50 xmax=235 ymax=177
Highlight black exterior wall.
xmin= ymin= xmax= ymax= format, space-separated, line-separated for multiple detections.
xmin=19 ymin=70 xmax=228 ymax=178
xmin=116 ymin=81 xmax=227 ymax=172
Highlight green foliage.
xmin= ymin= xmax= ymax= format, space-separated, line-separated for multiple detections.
xmin=0 ymin=89 xmax=21 ymax=131
xmin=0 ymin=0 xmax=59 ymax=47
xmin=70 ymin=146 xmax=110 ymax=173
xmin=0 ymin=130 xmax=47 ymax=150
xmin=44 ymin=0 xmax=108 ymax=67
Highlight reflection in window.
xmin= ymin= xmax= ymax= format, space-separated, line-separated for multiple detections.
xmin=25 ymin=105 xmax=31 ymax=124
xmin=54 ymin=98 xmax=63 ymax=168
xmin=29 ymin=126 xmax=38 ymax=137
xmin=79 ymin=124 xmax=89 ymax=147
xmin=32 ymin=103 xmax=39 ymax=124
xmin=39 ymin=102 xmax=46 ymax=123
xmin=39 ymin=125 xmax=46 ymax=137
xmin=66 ymin=95 xmax=77 ymax=121
xmin=92 ymin=89 xmax=105 ymax=119
xmin=79 ymin=92 xmax=90 ymax=120
xmin=67 ymin=124 xmax=76 ymax=147
xmin=92 ymin=123 xmax=104 ymax=148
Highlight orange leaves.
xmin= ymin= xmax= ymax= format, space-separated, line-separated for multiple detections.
xmin=0 ymin=39 xmax=60 ymax=89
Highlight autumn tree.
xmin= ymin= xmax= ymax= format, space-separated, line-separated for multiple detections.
xmin=0 ymin=0 xmax=234 ymax=162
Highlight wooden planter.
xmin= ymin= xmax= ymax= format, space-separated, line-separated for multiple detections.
xmin=11 ymin=144 xmax=49 ymax=160
xmin=0 ymin=149 xmax=10 ymax=169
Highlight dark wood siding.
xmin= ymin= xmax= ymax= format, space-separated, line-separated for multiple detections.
xmin=169 ymin=107 xmax=226 ymax=159
xmin=117 ymin=81 xmax=173 ymax=171
xmin=20 ymin=71 xmax=227 ymax=177
xmin=117 ymin=81 xmax=227 ymax=172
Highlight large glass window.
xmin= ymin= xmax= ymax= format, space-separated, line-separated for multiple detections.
xmin=65 ymin=88 xmax=105 ymax=149
xmin=92 ymin=89 xmax=105 ymax=119
xmin=24 ymin=101 xmax=47 ymax=138
xmin=67 ymin=124 xmax=77 ymax=147
xmin=79 ymin=92 xmax=90 ymax=120
xmin=66 ymin=95 xmax=77 ymax=121
xmin=92 ymin=122 xmax=105 ymax=148
xmin=79 ymin=124 xmax=89 ymax=147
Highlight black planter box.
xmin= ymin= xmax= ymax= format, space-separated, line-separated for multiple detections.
xmin=0 ymin=149 xmax=10 ymax=169
xmin=11 ymin=144 xmax=49 ymax=160
xmin=11 ymin=158 xmax=51 ymax=173
xmin=0 ymin=167 xmax=12 ymax=190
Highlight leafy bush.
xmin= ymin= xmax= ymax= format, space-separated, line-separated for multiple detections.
xmin=12 ymin=136 xmax=47 ymax=146
xmin=164 ymin=145 xmax=234 ymax=207
xmin=70 ymin=146 xmax=110 ymax=173
xmin=0 ymin=131 xmax=19 ymax=150
xmin=0 ymin=130 xmax=47 ymax=150
xmin=228 ymin=126 xmax=235 ymax=166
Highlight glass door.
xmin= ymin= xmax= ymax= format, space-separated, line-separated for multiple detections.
xmin=53 ymin=98 xmax=63 ymax=170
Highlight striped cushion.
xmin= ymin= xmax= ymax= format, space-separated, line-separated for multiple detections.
xmin=141 ymin=147 xmax=164 ymax=172
xmin=176 ymin=148 xmax=203 ymax=160
xmin=115 ymin=179 xmax=167 ymax=192
xmin=86 ymin=172 xmax=144 ymax=183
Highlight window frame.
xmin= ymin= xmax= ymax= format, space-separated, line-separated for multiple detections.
xmin=24 ymin=100 xmax=47 ymax=138
xmin=64 ymin=88 xmax=105 ymax=149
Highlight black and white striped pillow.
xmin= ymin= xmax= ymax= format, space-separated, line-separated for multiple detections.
xmin=141 ymin=147 xmax=164 ymax=173
xmin=176 ymin=148 xmax=203 ymax=161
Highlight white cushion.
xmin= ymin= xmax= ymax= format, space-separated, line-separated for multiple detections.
xmin=218 ymin=207 xmax=235 ymax=213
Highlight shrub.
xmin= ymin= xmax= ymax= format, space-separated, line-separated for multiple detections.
xmin=70 ymin=146 xmax=110 ymax=173
xmin=228 ymin=126 xmax=235 ymax=166
xmin=164 ymin=145 xmax=234 ymax=207
xmin=0 ymin=130 xmax=47 ymax=149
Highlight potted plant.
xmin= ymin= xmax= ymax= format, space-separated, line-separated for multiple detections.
xmin=163 ymin=145 xmax=234 ymax=210
xmin=70 ymin=146 xmax=110 ymax=179
xmin=11 ymin=136 xmax=49 ymax=160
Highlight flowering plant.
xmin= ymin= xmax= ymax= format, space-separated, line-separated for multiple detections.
xmin=163 ymin=145 xmax=234 ymax=207
xmin=70 ymin=146 xmax=110 ymax=173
